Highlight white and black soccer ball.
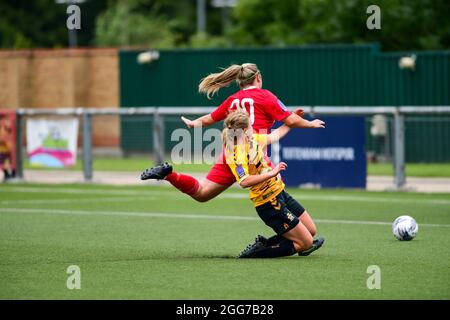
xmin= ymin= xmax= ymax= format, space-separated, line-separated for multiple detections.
xmin=392 ymin=215 xmax=419 ymax=241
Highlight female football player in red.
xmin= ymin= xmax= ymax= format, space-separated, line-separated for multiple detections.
xmin=141 ymin=63 xmax=324 ymax=238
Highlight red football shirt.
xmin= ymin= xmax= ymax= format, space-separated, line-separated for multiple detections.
xmin=210 ymin=87 xmax=291 ymax=133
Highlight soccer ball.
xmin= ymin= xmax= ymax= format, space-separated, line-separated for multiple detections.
xmin=392 ymin=215 xmax=419 ymax=241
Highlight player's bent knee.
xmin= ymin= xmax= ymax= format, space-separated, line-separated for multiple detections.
xmin=303 ymin=237 xmax=313 ymax=250
xmin=292 ymin=242 xmax=303 ymax=252
xmin=192 ymin=194 xmax=211 ymax=203
xmin=192 ymin=190 xmax=217 ymax=203
xmin=309 ymin=225 xmax=317 ymax=237
xmin=292 ymin=236 xmax=313 ymax=252
xmin=301 ymin=211 xmax=317 ymax=236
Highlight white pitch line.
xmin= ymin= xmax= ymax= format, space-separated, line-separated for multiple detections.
xmin=1 ymin=207 xmax=449 ymax=228
xmin=1 ymin=186 xmax=450 ymax=205
xmin=222 ymin=193 xmax=450 ymax=205
xmin=299 ymin=194 xmax=450 ymax=205
xmin=0 ymin=186 xmax=144 ymax=196
xmin=0 ymin=207 xmax=257 ymax=221
xmin=0 ymin=196 xmax=153 ymax=205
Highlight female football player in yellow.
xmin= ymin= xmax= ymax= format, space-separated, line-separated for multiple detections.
xmin=222 ymin=111 xmax=324 ymax=258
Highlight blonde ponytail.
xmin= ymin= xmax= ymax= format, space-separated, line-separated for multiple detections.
xmin=199 ymin=63 xmax=260 ymax=99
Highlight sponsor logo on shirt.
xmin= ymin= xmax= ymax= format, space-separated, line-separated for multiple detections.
xmin=236 ymin=165 xmax=246 ymax=179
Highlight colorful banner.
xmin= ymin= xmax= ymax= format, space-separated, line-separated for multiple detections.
xmin=27 ymin=118 xmax=79 ymax=168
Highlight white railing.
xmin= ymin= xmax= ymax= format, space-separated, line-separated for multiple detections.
xmin=16 ymin=106 xmax=450 ymax=189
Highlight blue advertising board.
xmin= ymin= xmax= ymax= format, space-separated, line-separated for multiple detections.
xmin=272 ymin=116 xmax=366 ymax=189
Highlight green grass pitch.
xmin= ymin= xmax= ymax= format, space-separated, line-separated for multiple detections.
xmin=0 ymin=183 xmax=449 ymax=299
xmin=25 ymin=157 xmax=450 ymax=177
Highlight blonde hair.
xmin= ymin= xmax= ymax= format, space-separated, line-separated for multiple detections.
xmin=199 ymin=63 xmax=260 ymax=99
xmin=222 ymin=111 xmax=250 ymax=153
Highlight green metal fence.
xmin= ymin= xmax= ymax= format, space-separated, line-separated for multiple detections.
xmin=119 ymin=44 xmax=450 ymax=162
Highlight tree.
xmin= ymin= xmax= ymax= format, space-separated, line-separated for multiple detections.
xmin=228 ymin=0 xmax=450 ymax=51
xmin=94 ymin=1 xmax=176 ymax=48
xmin=0 ymin=0 xmax=107 ymax=49
xmin=0 ymin=0 xmax=66 ymax=48
xmin=1 ymin=0 xmax=448 ymax=51
xmin=93 ymin=0 xmax=228 ymax=48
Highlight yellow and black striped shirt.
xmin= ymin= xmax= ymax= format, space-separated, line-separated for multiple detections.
xmin=225 ymin=134 xmax=284 ymax=207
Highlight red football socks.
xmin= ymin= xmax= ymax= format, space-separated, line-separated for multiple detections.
xmin=165 ymin=172 xmax=200 ymax=196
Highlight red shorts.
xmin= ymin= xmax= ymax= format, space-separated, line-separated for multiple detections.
xmin=205 ymin=150 xmax=275 ymax=186
xmin=206 ymin=151 xmax=236 ymax=186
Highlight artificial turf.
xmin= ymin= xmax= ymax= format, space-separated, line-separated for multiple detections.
xmin=24 ymin=157 xmax=450 ymax=177
xmin=0 ymin=183 xmax=449 ymax=299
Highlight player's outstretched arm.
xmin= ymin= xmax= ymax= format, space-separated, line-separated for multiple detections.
xmin=282 ymin=113 xmax=325 ymax=129
xmin=239 ymin=162 xmax=287 ymax=188
xmin=266 ymin=107 xmax=310 ymax=144
xmin=181 ymin=114 xmax=216 ymax=128
xmin=267 ymin=125 xmax=291 ymax=145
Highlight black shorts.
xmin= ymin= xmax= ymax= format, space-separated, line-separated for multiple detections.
xmin=255 ymin=190 xmax=306 ymax=235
